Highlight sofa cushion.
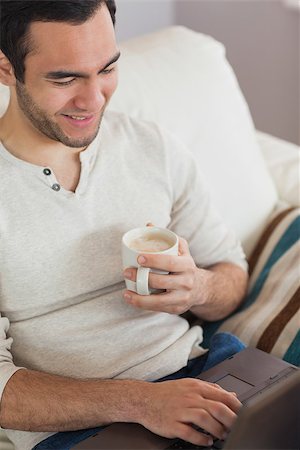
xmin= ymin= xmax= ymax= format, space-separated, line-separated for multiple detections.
xmin=257 ymin=131 xmax=300 ymax=207
xmin=108 ymin=26 xmax=278 ymax=257
xmin=202 ymin=206 xmax=300 ymax=367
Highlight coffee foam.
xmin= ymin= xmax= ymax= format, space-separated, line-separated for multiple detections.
xmin=128 ymin=234 xmax=173 ymax=253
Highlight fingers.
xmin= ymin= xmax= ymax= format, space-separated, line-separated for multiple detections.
xmin=183 ymin=408 xmax=226 ymax=441
xmin=184 ymin=387 xmax=240 ymax=441
xmin=123 ymin=268 xmax=190 ymax=291
xmin=124 ymin=254 xmax=194 ymax=279
xmin=201 ymin=382 xmax=241 ymax=414
xmin=201 ymin=387 xmax=241 ymax=431
xmin=186 ymin=380 xmax=241 ymax=431
xmin=205 ymin=399 xmax=237 ymax=432
xmin=135 ymin=243 xmax=193 ymax=274
xmin=123 ymin=289 xmax=191 ymax=314
xmin=176 ymin=423 xmax=214 ymax=447
xmin=137 ymin=253 xmax=180 ymax=272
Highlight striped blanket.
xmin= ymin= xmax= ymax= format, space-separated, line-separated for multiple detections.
xmin=202 ymin=207 xmax=300 ymax=366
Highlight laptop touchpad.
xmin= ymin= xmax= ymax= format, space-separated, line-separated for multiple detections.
xmin=215 ymin=374 xmax=254 ymax=396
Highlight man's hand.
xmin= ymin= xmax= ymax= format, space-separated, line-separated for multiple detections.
xmin=123 ymin=236 xmax=248 ymax=320
xmin=139 ymin=378 xmax=241 ymax=447
xmin=123 ymin=237 xmax=204 ymax=315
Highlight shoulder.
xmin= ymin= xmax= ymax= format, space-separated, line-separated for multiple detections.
xmin=101 ymin=110 xmax=192 ymax=164
xmin=102 ymin=110 xmax=163 ymax=142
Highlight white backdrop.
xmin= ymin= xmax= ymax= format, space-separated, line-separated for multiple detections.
xmin=115 ymin=0 xmax=299 ymax=146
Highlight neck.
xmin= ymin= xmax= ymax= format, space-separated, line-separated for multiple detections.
xmin=0 ymin=103 xmax=84 ymax=168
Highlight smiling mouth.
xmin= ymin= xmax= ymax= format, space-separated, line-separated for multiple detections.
xmin=62 ymin=114 xmax=93 ymax=120
xmin=60 ymin=114 xmax=98 ymax=129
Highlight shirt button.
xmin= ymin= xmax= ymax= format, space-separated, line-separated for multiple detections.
xmin=51 ymin=183 xmax=61 ymax=192
xmin=43 ymin=168 xmax=51 ymax=176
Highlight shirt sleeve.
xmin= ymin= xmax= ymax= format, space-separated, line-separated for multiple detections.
xmin=163 ymin=129 xmax=248 ymax=272
xmin=0 ymin=314 xmax=24 ymax=405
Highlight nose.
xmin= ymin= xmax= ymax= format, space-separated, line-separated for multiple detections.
xmin=73 ymin=79 xmax=106 ymax=113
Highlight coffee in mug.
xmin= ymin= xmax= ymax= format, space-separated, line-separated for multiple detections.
xmin=128 ymin=234 xmax=173 ymax=253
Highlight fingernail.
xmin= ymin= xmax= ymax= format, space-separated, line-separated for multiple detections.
xmin=123 ymin=269 xmax=132 ymax=280
xmin=222 ymin=432 xmax=228 ymax=440
xmin=124 ymin=293 xmax=132 ymax=302
xmin=207 ymin=438 xmax=213 ymax=446
xmin=138 ymin=255 xmax=146 ymax=264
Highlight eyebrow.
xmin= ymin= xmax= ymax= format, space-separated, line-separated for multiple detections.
xmin=44 ymin=51 xmax=121 ymax=80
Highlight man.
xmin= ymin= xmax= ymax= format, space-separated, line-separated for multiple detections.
xmin=0 ymin=1 xmax=248 ymax=449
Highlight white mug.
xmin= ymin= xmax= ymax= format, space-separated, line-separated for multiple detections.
xmin=122 ymin=227 xmax=179 ymax=295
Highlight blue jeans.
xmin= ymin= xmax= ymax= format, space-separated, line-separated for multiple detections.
xmin=33 ymin=333 xmax=245 ymax=450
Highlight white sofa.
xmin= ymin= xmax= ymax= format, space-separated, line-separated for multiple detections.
xmin=0 ymin=26 xmax=299 ymax=449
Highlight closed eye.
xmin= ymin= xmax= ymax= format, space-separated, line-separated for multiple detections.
xmin=52 ymin=78 xmax=76 ymax=86
xmin=100 ymin=66 xmax=116 ymax=75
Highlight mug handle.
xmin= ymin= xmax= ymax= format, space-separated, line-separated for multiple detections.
xmin=136 ymin=266 xmax=150 ymax=295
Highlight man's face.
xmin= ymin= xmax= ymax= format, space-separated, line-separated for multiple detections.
xmin=15 ymin=5 xmax=119 ymax=148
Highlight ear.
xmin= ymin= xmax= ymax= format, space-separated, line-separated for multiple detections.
xmin=0 ymin=50 xmax=16 ymax=86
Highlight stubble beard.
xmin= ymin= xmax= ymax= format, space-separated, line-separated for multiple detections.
xmin=15 ymin=81 xmax=103 ymax=148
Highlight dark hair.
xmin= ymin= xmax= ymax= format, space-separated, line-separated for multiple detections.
xmin=0 ymin=0 xmax=116 ymax=82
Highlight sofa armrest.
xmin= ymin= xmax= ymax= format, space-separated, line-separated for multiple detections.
xmin=256 ymin=131 xmax=300 ymax=207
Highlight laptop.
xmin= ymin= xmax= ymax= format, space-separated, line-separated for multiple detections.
xmin=73 ymin=347 xmax=300 ymax=449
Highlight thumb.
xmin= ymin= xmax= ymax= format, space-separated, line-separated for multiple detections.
xmin=178 ymin=237 xmax=191 ymax=256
